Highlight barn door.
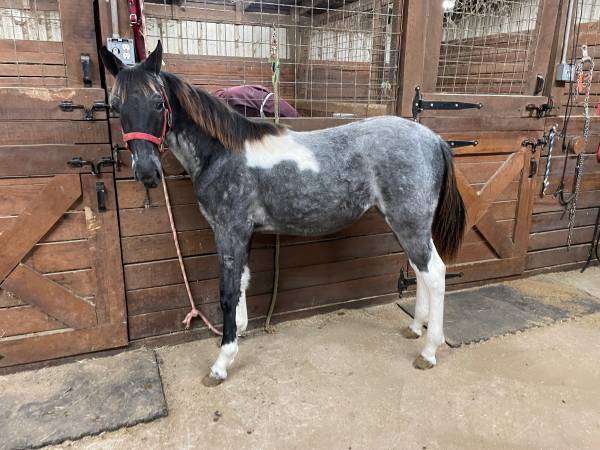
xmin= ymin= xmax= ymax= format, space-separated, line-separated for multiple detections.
xmin=0 ymin=0 xmax=127 ymax=367
xmin=395 ymin=0 xmax=563 ymax=285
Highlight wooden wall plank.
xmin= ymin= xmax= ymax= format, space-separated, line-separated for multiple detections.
xmin=0 ymin=324 xmax=127 ymax=368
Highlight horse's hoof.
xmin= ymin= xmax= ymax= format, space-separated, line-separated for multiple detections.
xmin=202 ymin=373 xmax=225 ymax=387
xmin=401 ymin=326 xmax=421 ymax=339
xmin=413 ymin=354 xmax=435 ymax=370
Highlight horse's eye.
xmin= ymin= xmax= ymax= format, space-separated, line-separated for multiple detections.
xmin=155 ymin=101 xmax=165 ymax=111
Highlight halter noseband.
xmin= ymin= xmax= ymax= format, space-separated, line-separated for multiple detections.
xmin=122 ymin=84 xmax=172 ymax=154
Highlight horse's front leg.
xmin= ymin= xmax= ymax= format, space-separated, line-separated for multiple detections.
xmin=203 ymin=227 xmax=251 ymax=386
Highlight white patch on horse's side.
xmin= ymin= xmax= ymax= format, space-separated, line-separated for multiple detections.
xmin=210 ymin=340 xmax=238 ymax=380
xmin=245 ymin=133 xmax=320 ymax=173
xmin=236 ymin=266 xmax=250 ymax=334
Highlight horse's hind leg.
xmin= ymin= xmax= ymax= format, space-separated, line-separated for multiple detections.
xmin=401 ymin=268 xmax=429 ymax=339
xmin=385 ymin=216 xmax=446 ymax=369
xmin=410 ymin=241 xmax=446 ymax=369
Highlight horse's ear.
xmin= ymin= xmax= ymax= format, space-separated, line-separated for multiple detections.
xmin=141 ymin=41 xmax=163 ymax=74
xmin=99 ymin=46 xmax=125 ymax=77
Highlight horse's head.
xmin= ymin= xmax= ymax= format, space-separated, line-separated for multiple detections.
xmin=100 ymin=42 xmax=168 ymax=189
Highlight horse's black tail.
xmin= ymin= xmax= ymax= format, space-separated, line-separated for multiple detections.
xmin=432 ymin=140 xmax=466 ymax=261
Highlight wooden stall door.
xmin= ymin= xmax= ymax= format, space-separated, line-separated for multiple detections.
xmin=0 ymin=174 xmax=127 ymax=367
xmin=394 ymin=0 xmax=563 ymax=285
xmin=0 ymin=0 xmax=127 ymax=367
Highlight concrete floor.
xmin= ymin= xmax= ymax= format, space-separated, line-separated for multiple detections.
xmin=48 ymin=269 xmax=600 ymax=450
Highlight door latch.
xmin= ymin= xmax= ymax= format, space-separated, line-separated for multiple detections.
xmin=67 ymin=157 xmax=98 ymax=175
xmin=67 ymin=156 xmax=118 ymax=175
xmin=80 ymin=53 xmax=92 ymax=87
xmin=96 ymin=181 xmax=107 ymax=212
xmin=59 ymin=100 xmax=109 ymax=120
xmin=525 ymin=97 xmax=554 ymax=118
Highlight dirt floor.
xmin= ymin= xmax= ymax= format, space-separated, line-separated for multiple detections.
xmin=40 ymin=268 xmax=600 ymax=450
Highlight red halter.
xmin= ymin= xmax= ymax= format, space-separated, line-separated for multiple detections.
xmin=122 ymin=86 xmax=172 ymax=154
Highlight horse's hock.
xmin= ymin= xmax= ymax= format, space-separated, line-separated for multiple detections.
xmin=0 ymin=0 xmax=599 ymax=368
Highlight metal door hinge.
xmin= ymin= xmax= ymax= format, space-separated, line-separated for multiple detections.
xmin=59 ymin=100 xmax=109 ymax=120
xmin=446 ymin=140 xmax=479 ymax=149
xmin=412 ymin=86 xmax=483 ymax=120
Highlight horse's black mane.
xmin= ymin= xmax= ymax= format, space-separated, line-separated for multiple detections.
xmin=113 ymin=68 xmax=284 ymax=152
xmin=161 ymin=72 xmax=284 ymax=152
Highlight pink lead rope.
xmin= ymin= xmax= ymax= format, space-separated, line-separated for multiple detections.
xmin=123 ymin=86 xmax=221 ymax=336
xmin=161 ymin=172 xmax=222 ymax=336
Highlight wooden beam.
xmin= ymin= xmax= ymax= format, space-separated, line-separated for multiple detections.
xmin=396 ymin=0 xmax=444 ymax=116
xmin=525 ymin=0 xmax=563 ymax=96
xmin=0 ymin=175 xmax=81 ymax=283
xmin=2 ymin=264 xmax=97 ymax=329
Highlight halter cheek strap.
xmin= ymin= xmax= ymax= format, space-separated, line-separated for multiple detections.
xmin=122 ymin=87 xmax=172 ymax=154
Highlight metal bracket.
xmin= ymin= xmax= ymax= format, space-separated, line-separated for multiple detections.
xmin=59 ymin=100 xmax=109 ymax=121
xmin=80 ymin=53 xmax=92 ymax=87
xmin=446 ymin=140 xmax=479 ymax=149
xmin=67 ymin=157 xmax=98 ymax=175
xmin=96 ymin=181 xmax=107 ymax=212
xmin=397 ymin=267 xmax=464 ymax=298
xmin=412 ymin=86 xmax=483 ymax=120
xmin=525 ymin=97 xmax=554 ymax=118
xmin=111 ymin=144 xmax=125 ymax=171
xmin=67 ymin=156 xmax=118 ymax=176
xmin=522 ymin=135 xmax=548 ymax=153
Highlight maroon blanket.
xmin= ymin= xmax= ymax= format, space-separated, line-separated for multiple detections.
xmin=212 ymin=85 xmax=299 ymax=118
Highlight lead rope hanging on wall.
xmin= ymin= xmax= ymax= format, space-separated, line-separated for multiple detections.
xmin=265 ymin=25 xmax=281 ymax=332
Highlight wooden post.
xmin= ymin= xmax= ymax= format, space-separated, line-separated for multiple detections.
xmin=525 ymin=0 xmax=564 ymax=97
xmin=395 ymin=0 xmax=444 ymax=117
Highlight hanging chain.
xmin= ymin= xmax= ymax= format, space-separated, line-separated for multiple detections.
xmin=541 ymin=125 xmax=557 ymax=196
xmin=567 ymin=46 xmax=594 ymax=248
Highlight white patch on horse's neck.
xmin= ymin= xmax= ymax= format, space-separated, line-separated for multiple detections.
xmin=244 ymin=132 xmax=320 ymax=173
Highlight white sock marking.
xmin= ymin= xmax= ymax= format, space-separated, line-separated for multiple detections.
xmin=211 ymin=340 xmax=238 ymax=380
xmin=413 ymin=240 xmax=446 ymax=365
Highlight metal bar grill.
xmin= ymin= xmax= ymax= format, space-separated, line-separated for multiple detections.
xmin=145 ymin=0 xmax=403 ymax=118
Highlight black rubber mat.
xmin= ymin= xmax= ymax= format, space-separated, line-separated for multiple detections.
xmin=0 ymin=349 xmax=167 ymax=450
xmin=397 ymin=282 xmax=600 ymax=348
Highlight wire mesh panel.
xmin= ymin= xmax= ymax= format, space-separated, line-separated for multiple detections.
xmin=436 ymin=0 xmax=541 ymax=95
xmin=0 ymin=0 xmax=66 ymax=87
xmin=144 ymin=0 xmax=403 ymax=118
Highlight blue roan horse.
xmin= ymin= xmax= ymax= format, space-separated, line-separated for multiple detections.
xmin=101 ymin=42 xmax=466 ymax=386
